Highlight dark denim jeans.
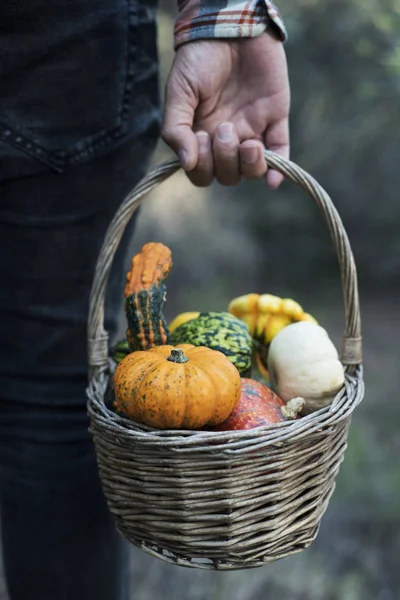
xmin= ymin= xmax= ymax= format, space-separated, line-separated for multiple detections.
xmin=0 ymin=1 xmax=160 ymax=598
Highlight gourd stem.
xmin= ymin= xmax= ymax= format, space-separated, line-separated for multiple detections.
xmin=281 ymin=397 xmax=305 ymax=419
xmin=167 ymin=348 xmax=189 ymax=363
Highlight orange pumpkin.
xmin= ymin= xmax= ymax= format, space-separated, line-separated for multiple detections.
xmin=113 ymin=344 xmax=241 ymax=430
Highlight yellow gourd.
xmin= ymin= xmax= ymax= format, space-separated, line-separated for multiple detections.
xmin=169 ymin=311 xmax=200 ymax=333
xmin=228 ymin=293 xmax=317 ymax=345
xmin=228 ymin=293 xmax=318 ymax=379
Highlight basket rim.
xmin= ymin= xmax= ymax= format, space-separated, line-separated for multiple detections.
xmin=87 ymin=365 xmax=364 ymax=452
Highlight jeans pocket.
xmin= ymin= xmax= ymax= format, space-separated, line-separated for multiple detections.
xmin=0 ymin=0 xmax=160 ymax=172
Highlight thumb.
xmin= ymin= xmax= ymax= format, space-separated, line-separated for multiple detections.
xmin=161 ymin=70 xmax=199 ymax=172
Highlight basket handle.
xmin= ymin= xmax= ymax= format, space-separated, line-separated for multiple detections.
xmin=87 ymin=150 xmax=362 ymax=375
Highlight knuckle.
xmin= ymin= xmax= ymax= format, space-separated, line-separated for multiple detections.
xmin=160 ymin=126 xmax=175 ymax=146
xmin=214 ymin=141 xmax=238 ymax=156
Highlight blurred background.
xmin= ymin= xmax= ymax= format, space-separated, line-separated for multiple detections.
xmin=1 ymin=1 xmax=397 ymax=599
xmin=129 ymin=1 xmax=400 ymax=598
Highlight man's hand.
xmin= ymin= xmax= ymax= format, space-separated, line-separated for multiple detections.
xmin=161 ymin=30 xmax=290 ymax=188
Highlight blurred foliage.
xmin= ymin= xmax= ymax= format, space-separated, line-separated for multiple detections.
xmin=278 ymin=0 xmax=400 ymax=290
xmin=145 ymin=0 xmax=400 ymax=300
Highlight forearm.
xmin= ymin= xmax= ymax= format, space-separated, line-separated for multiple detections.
xmin=174 ymin=1 xmax=287 ymax=49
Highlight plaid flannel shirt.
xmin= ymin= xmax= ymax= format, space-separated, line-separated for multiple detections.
xmin=175 ymin=1 xmax=287 ymax=49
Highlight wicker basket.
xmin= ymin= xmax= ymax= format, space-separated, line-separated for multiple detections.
xmin=87 ymin=151 xmax=364 ymax=571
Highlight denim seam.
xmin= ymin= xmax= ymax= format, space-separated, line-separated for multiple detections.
xmin=0 ymin=0 xmax=138 ymax=174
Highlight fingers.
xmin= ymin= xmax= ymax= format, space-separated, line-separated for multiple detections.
xmin=239 ymin=141 xmax=267 ymax=179
xmin=161 ymin=71 xmax=199 ymax=172
xmin=163 ymin=97 xmax=289 ymax=190
xmin=213 ymin=123 xmax=241 ymax=186
xmin=188 ymin=125 xmax=268 ymax=187
xmin=186 ymin=132 xmax=214 ymax=187
xmin=264 ymin=119 xmax=290 ymax=189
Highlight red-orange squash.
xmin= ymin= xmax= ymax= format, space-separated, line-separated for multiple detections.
xmin=215 ymin=378 xmax=304 ymax=431
xmin=113 ymin=344 xmax=241 ymax=430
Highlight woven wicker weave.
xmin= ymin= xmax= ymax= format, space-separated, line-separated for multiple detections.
xmin=86 ymin=151 xmax=364 ymax=570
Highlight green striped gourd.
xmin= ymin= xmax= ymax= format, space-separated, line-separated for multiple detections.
xmin=170 ymin=311 xmax=253 ymax=376
xmin=124 ymin=242 xmax=172 ymax=351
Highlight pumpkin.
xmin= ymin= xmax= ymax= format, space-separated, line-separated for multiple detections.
xmin=215 ymin=378 xmax=304 ymax=431
xmin=169 ymin=311 xmax=200 ymax=333
xmin=268 ymin=321 xmax=345 ymax=413
xmin=124 ymin=242 xmax=173 ymax=351
xmin=228 ymin=293 xmax=318 ymax=378
xmin=170 ymin=311 xmax=253 ymax=377
xmin=113 ymin=344 xmax=241 ymax=429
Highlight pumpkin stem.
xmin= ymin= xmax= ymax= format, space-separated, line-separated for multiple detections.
xmin=167 ymin=348 xmax=189 ymax=364
xmin=281 ymin=397 xmax=305 ymax=419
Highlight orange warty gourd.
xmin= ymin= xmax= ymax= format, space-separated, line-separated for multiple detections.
xmin=124 ymin=242 xmax=173 ymax=352
xmin=124 ymin=241 xmax=172 ymax=297
xmin=113 ymin=344 xmax=241 ymax=430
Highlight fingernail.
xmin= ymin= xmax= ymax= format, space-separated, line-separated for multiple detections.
xmin=241 ymin=145 xmax=259 ymax=164
xmin=217 ymin=122 xmax=234 ymax=143
xmin=196 ymin=132 xmax=210 ymax=154
xmin=179 ymin=149 xmax=189 ymax=168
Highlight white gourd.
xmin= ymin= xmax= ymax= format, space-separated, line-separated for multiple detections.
xmin=267 ymin=321 xmax=345 ymax=413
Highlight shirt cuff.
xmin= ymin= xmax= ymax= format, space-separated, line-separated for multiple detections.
xmin=174 ymin=1 xmax=287 ymax=50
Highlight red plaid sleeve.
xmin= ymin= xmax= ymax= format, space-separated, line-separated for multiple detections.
xmin=174 ymin=1 xmax=287 ymax=49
